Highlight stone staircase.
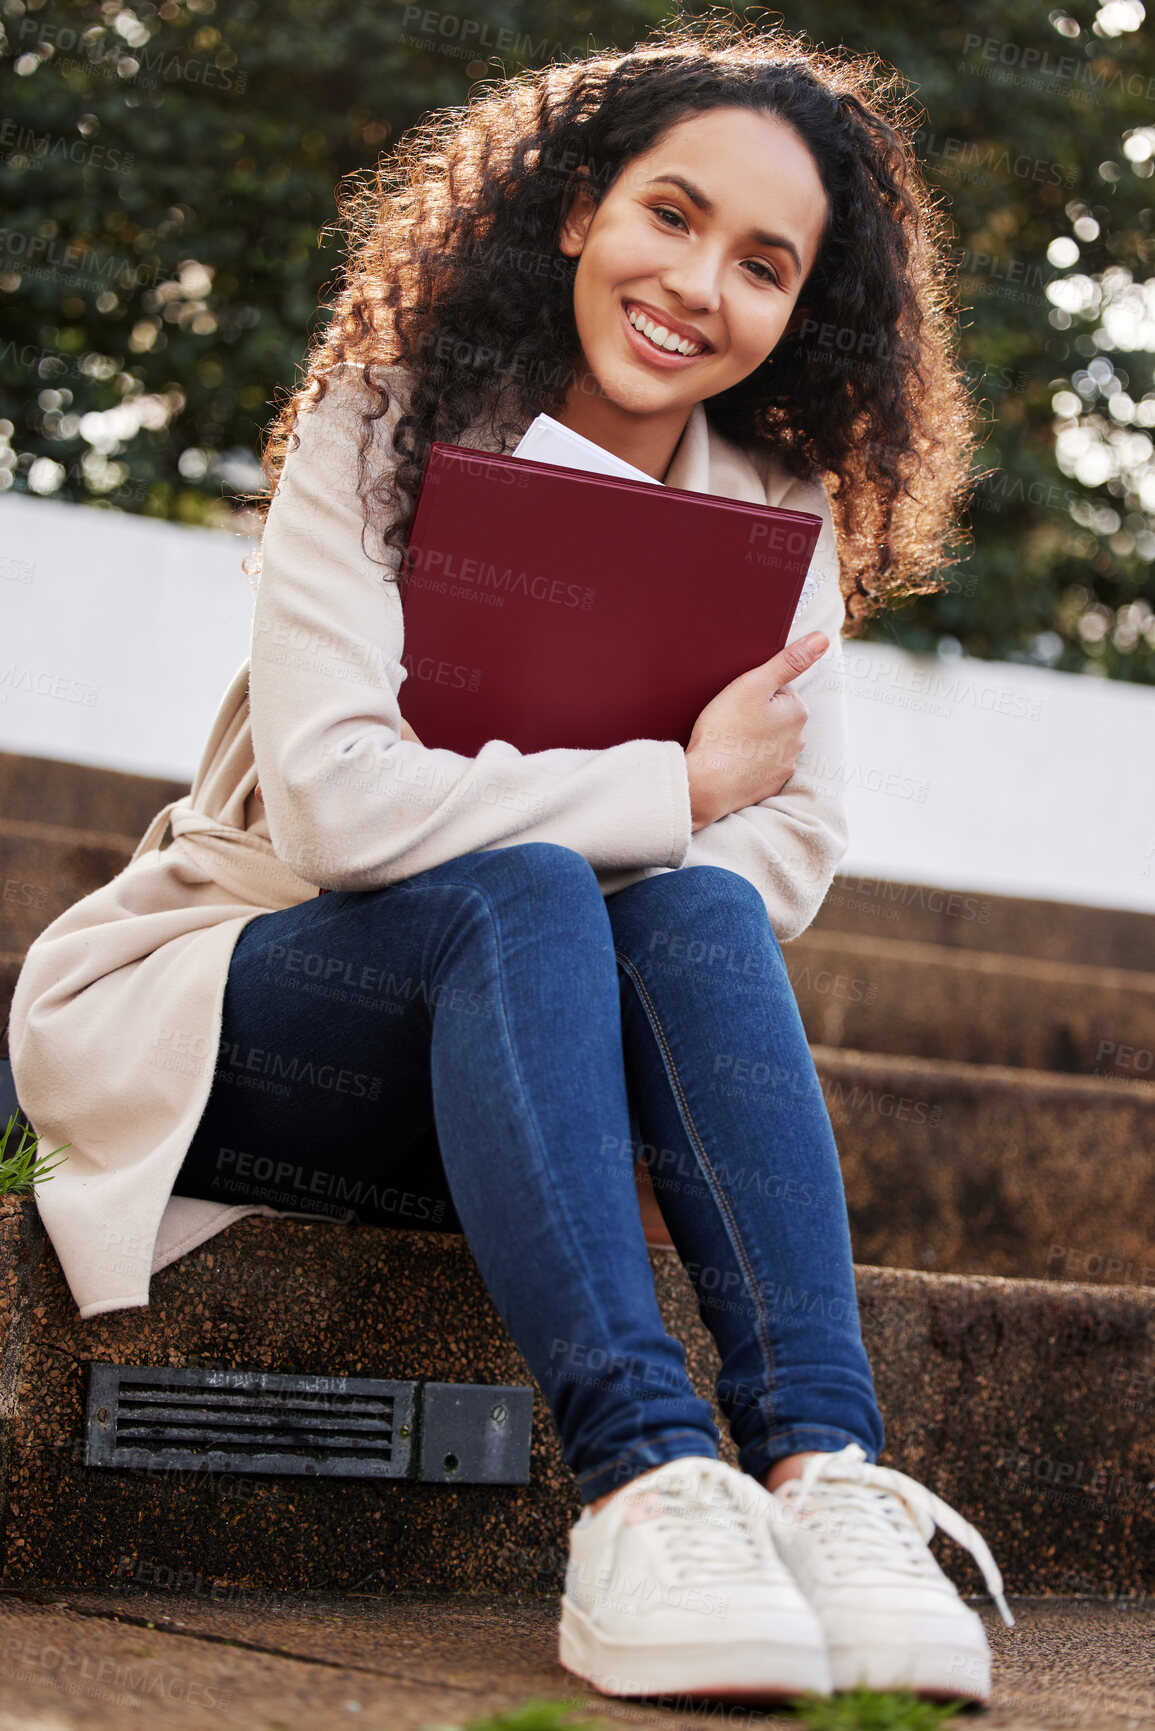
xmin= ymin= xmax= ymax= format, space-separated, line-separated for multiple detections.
xmin=1 ymin=750 xmax=1153 ymax=1608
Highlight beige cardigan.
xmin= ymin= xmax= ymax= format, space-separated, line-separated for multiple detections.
xmin=8 ymin=363 xmax=850 ymax=1319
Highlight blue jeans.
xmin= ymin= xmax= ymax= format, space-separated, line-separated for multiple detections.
xmin=175 ymin=842 xmax=884 ymax=1503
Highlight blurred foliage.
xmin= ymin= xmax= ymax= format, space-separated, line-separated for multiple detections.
xmin=2 ymin=0 xmax=1154 ymax=678
xmin=0 ymin=0 xmax=656 ymax=529
xmin=755 ymin=0 xmax=1155 ymax=679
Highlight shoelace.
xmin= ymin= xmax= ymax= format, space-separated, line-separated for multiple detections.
xmin=617 ymin=1459 xmax=771 ymax=1584
xmin=781 ymin=1444 xmax=1015 ymax=1628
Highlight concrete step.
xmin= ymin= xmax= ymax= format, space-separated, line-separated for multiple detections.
xmin=811 ymin=1045 xmax=1155 ymax=1282
xmin=0 ymin=750 xmax=188 ymax=837
xmin=5 ymin=1042 xmax=1149 ymax=1286
xmin=0 ymin=826 xmax=142 ymax=960
xmin=813 ymin=871 xmax=1155 ymax=973
xmin=3 ymin=748 xmax=1154 ymax=972
xmin=1 ymin=1200 xmax=1152 ymax=1601
xmin=0 ymin=753 xmax=187 ymax=1052
xmin=0 ymin=1587 xmax=1149 ymax=1729
xmin=2 ymin=1585 xmax=1149 ymax=1731
xmin=788 ymin=929 xmax=1155 ymax=1076
xmin=5 ymin=1020 xmax=1153 ymax=1295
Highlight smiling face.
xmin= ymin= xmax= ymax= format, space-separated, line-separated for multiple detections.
xmin=557 ymin=106 xmax=829 ymax=437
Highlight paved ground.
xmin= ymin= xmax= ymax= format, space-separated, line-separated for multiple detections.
xmin=0 ymin=1589 xmax=1150 ymax=1731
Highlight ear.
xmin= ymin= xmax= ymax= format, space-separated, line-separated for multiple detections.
xmin=557 ymin=167 xmax=598 ymax=259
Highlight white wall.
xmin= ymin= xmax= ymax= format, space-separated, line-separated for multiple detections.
xmin=829 ymin=642 xmax=1155 ymax=915
xmin=1 ymin=491 xmax=255 ymax=782
xmin=2 ymin=490 xmax=1153 ymax=914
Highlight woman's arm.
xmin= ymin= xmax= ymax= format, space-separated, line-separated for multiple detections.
xmin=672 ymin=475 xmax=851 ymax=943
xmin=249 ymin=367 xmax=695 ymax=892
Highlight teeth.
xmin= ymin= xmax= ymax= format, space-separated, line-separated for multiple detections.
xmin=627 ymin=306 xmax=704 ymax=357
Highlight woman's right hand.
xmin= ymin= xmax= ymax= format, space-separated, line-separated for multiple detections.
xmin=683 ymin=631 xmax=830 ymax=832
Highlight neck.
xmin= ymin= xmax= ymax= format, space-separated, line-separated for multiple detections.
xmin=553 ymin=372 xmax=694 ymax=483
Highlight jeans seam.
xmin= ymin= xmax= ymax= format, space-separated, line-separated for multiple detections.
xmin=429 ymin=878 xmax=606 ymax=1307
xmin=613 ymin=949 xmax=780 ymax=1431
xmin=427 ymin=873 xmax=701 ymax=1434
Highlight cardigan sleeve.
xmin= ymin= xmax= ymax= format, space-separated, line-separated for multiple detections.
xmin=668 ymin=472 xmax=851 ymax=942
xmin=248 ymin=367 xmax=694 ymax=892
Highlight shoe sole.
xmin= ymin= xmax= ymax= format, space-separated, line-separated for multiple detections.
xmin=558 ymin=1595 xmax=832 ymax=1703
xmin=830 ymin=1638 xmax=991 ymax=1702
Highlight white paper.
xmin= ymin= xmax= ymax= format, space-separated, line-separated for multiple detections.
xmin=511 ymin=413 xmax=662 ymax=485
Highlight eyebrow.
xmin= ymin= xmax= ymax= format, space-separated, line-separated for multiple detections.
xmin=642 ymin=174 xmax=803 ymax=276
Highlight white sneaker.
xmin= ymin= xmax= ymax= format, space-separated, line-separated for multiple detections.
xmin=768 ymin=1444 xmax=1015 ymax=1702
xmin=559 ymin=1454 xmax=832 ymax=1703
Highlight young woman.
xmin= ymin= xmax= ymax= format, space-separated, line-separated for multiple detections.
xmin=9 ymin=15 xmax=1013 ymax=1710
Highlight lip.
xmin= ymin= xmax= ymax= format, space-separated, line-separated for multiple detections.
xmin=620 ymin=298 xmax=713 ymax=367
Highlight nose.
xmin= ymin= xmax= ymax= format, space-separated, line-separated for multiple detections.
xmin=659 ymin=240 xmax=724 ymax=317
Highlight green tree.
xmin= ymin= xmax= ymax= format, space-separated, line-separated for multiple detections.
xmin=752 ymin=0 xmax=1155 ymax=679
xmin=0 ymin=0 xmax=654 ymax=527
xmin=3 ymin=0 xmax=1154 ymax=678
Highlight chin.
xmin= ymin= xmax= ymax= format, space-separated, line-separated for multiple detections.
xmin=585 ymin=366 xmax=652 ymax=411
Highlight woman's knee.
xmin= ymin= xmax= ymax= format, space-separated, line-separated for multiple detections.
xmin=621 ymin=865 xmax=770 ymax=928
xmin=463 ymin=841 xmax=602 ymax=896
xmin=610 ymin=866 xmax=783 ymax=973
xmin=423 ymin=843 xmax=608 ymax=933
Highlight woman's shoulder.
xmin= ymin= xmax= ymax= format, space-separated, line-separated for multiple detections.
xmin=306 ymin=359 xmax=417 ymax=418
xmin=277 ymin=361 xmax=419 ymax=483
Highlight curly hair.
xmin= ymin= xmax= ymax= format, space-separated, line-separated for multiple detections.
xmin=249 ymin=13 xmax=979 ymax=628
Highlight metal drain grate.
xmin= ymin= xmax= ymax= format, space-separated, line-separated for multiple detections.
xmin=85 ymin=1365 xmax=414 ymax=1479
xmin=84 ymin=1364 xmax=535 ymax=1482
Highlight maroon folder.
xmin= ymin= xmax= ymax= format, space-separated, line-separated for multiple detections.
xmin=397 ymin=442 xmax=823 ymax=756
